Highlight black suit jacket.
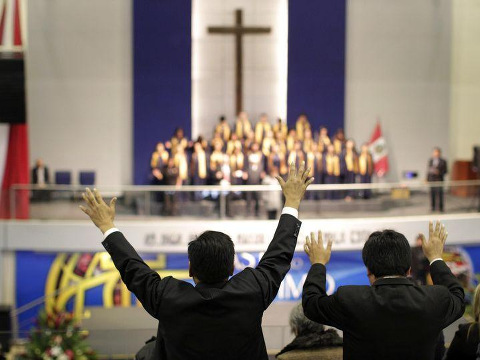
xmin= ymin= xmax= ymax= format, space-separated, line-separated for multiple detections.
xmin=102 ymin=214 xmax=301 ymax=360
xmin=302 ymin=261 xmax=465 ymax=360
xmin=427 ymin=158 xmax=448 ymax=182
xmin=31 ymin=166 xmax=49 ymax=184
xmin=444 ymin=323 xmax=479 ymax=360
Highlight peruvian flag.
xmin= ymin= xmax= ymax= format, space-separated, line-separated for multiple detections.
xmin=0 ymin=0 xmax=29 ymax=219
xmin=368 ymin=122 xmax=389 ymax=177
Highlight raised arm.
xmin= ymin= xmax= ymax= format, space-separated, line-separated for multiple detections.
xmin=80 ymin=188 xmax=165 ymax=318
xmin=419 ymin=221 xmax=465 ymax=327
xmin=302 ymin=231 xmax=347 ymax=329
xmin=253 ymin=161 xmax=313 ymax=308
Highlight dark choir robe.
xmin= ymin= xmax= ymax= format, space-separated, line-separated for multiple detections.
xmin=190 ymin=151 xmax=208 ymax=185
xmin=235 ymin=118 xmax=252 ymax=139
xmin=209 ymin=150 xmax=226 ymax=184
xmin=343 ymin=150 xmax=359 ymax=198
xmin=318 ymin=136 xmax=331 ymax=153
xmin=215 ymin=122 xmax=231 ymax=142
xmin=358 ymin=152 xmax=374 ymax=199
xmin=150 ymin=151 xmax=169 ymax=184
xmin=323 ymin=153 xmax=341 ymax=200
xmin=229 ymin=152 xmax=246 ymax=185
xmin=268 ymin=152 xmax=287 ymax=176
xmin=255 ymin=122 xmax=272 ymax=144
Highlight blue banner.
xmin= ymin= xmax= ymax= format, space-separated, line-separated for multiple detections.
xmin=15 ymin=245 xmax=480 ymax=334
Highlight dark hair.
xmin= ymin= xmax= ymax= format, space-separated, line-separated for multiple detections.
xmin=362 ymin=230 xmax=411 ymax=277
xmin=188 ymin=231 xmax=235 ymax=284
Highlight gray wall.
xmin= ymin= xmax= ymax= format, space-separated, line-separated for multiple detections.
xmin=26 ymin=0 xmax=132 ymax=186
xmin=345 ymin=0 xmax=452 ymax=181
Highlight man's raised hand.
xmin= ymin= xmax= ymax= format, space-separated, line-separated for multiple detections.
xmin=419 ymin=221 xmax=448 ymax=263
xmin=304 ymin=231 xmax=332 ymax=265
xmin=79 ymin=188 xmax=117 ymax=234
xmin=276 ymin=161 xmax=314 ymax=210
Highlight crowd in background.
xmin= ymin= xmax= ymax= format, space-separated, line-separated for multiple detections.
xmin=150 ymin=112 xmax=375 ymax=204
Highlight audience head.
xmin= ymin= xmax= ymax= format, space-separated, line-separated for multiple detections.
xmin=432 ymin=147 xmax=441 ymax=159
xmin=188 ymin=231 xmax=235 ymax=284
xmin=289 ymin=303 xmax=325 ymax=336
xmin=362 ymin=230 xmax=412 ymax=283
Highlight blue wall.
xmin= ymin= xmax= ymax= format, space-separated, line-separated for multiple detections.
xmin=287 ymin=0 xmax=346 ymax=133
xmin=133 ymin=0 xmax=191 ymax=185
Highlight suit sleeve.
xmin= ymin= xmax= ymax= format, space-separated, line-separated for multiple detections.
xmin=251 ymin=214 xmax=301 ymax=309
xmin=302 ymin=263 xmax=348 ymax=330
xmin=429 ymin=260 xmax=465 ymax=328
xmin=102 ymin=232 xmax=167 ymax=318
xmin=444 ymin=324 xmax=467 ymax=360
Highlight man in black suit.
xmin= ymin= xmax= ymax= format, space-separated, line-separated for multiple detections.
xmin=302 ymin=222 xmax=464 ymax=360
xmin=31 ymin=158 xmax=50 ymax=201
xmin=427 ymin=147 xmax=448 ymax=212
xmin=80 ymin=161 xmax=313 ymax=360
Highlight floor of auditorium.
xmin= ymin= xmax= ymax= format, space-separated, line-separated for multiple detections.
xmin=29 ymin=191 xmax=479 ymax=220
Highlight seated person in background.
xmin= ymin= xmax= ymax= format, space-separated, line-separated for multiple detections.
xmin=276 ymin=303 xmax=343 ymax=360
xmin=445 ymin=284 xmax=480 ymax=360
xmin=31 ymin=158 xmax=50 ymax=201
xmin=302 ymin=222 xmax=465 ymax=360
xmin=79 ymin=162 xmax=313 ymax=360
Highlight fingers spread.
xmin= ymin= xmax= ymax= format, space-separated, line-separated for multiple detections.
xmin=82 ymin=193 xmax=94 ymax=208
xmin=289 ymin=161 xmax=296 ymax=178
xmin=326 ymin=240 xmax=333 ymax=252
xmin=318 ymin=231 xmax=323 ymax=246
xmin=298 ymin=161 xmax=305 ymax=179
xmin=110 ymin=197 xmax=117 ymax=210
xmin=79 ymin=205 xmax=90 ymax=216
xmin=429 ymin=221 xmax=433 ymax=238
xmin=86 ymin=188 xmax=98 ymax=205
xmin=434 ymin=221 xmax=441 ymax=236
xmin=305 ymin=177 xmax=314 ymax=188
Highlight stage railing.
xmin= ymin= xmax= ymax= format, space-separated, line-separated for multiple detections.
xmin=8 ymin=179 xmax=480 ymax=220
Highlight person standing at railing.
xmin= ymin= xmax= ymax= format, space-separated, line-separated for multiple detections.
xmin=323 ymin=144 xmax=341 ymax=200
xmin=31 ymin=158 xmax=50 ymax=202
xmin=358 ymin=144 xmax=374 ymax=199
xmin=246 ymin=142 xmax=265 ymax=217
xmin=427 ymin=147 xmax=448 ymax=212
xmin=343 ymin=139 xmax=359 ymax=201
xmin=162 ymin=158 xmax=179 ymax=216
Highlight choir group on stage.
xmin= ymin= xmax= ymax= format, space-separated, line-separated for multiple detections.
xmin=150 ymin=112 xmax=375 ymax=207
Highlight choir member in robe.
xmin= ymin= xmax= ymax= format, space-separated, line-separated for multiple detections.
xmin=286 ymin=128 xmax=297 ymax=152
xmin=166 ymin=127 xmax=189 ymax=155
xmin=333 ymin=128 xmax=346 ymax=155
xmin=209 ymin=142 xmax=226 ymax=184
xmin=162 ymin=158 xmax=180 ymax=216
xmin=268 ymin=144 xmax=287 ymax=177
xmin=261 ymin=130 xmax=276 ymax=158
xmin=150 ymin=142 xmax=169 ymax=184
xmin=288 ymin=141 xmax=305 ymax=166
xmin=302 ymin=128 xmax=314 ymax=154
xmin=195 ymin=135 xmax=209 ymax=151
xmin=229 ymin=147 xmax=246 ymax=186
xmin=173 ymin=145 xmax=189 ymax=201
xmin=318 ymin=126 xmax=331 ymax=153
xmin=262 ymin=166 xmax=282 ymax=219
xmin=226 ymin=133 xmax=242 ymax=156
xmin=254 ymin=113 xmax=272 ymax=144
xmin=323 ymin=144 xmax=341 ymax=200
xmin=190 ymin=142 xmax=208 ymax=186
xmin=295 ymin=113 xmax=311 ymax=141
xmin=358 ymin=143 xmax=374 ymax=199
xmin=210 ymin=132 xmax=225 ymax=153
xmin=343 ymin=139 xmax=359 ymax=200
xmin=215 ymin=115 xmax=231 ymax=142
xmin=274 ymin=131 xmax=287 ymax=155
xmin=273 ymin=117 xmax=288 ymax=139
xmin=235 ymin=111 xmax=252 ymax=139
xmin=245 ymin=142 xmax=265 ymax=216
xmin=243 ymin=130 xmax=256 ymax=152
xmin=305 ymin=143 xmax=322 ymax=199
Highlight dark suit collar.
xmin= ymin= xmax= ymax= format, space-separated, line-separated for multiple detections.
xmin=373 ymin=277 xmax=415 ymax=286
xmin=195 ymin=280 xmax=228 ymax=289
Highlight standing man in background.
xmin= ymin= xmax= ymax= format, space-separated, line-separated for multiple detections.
xmin=31 ymin=158 xmax=50 ymax=201
xmin=427 ymin=147 xmax=448 ymax=212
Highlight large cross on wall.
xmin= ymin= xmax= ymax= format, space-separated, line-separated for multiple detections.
xmin=208 ymin=9 xmax=271 ymax=115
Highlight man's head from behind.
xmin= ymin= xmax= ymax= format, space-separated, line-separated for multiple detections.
xmin=188 ymin=231 xmax=235 ymax=284
xmin=362 ymin=230 xmax=412 ymax=284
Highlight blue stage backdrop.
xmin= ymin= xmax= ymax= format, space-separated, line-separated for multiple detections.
xmin=133 ymin=0 xmax=192 ymax=185
xmin=287 ymin=0 xmax=346 ymax=133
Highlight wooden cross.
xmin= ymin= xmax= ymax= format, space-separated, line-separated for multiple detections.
xmin=208 ymin=9 xmax=271 ymax=115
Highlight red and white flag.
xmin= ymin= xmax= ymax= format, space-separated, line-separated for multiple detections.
xmin=368 ymin=122 xmax=389 ymax=177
